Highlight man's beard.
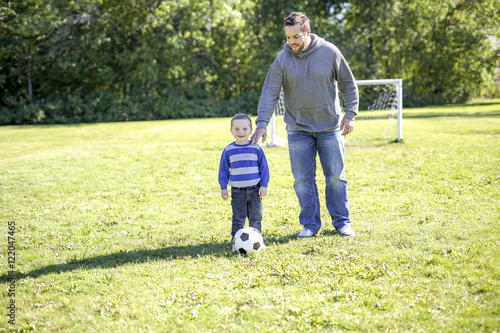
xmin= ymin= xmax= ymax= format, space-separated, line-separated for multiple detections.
xmin=290 ymin=42 xmax=304 ymax=54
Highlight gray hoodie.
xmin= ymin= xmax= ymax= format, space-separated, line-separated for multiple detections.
xmin=256 ymin=34 xmax=359 ymax=132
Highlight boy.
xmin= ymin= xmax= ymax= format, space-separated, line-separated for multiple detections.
xmin=218 ymin=113 xmax=270 ymax=249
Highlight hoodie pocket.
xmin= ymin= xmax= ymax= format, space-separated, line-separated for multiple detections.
xmin=295 ymin=104 xmax=338 ymax=131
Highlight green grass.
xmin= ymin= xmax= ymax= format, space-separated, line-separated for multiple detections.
xmin=1 ymin=101 xmax=499 ymax=332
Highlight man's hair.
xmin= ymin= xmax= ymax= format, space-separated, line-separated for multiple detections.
xmin=284 ymin=12 xmax=310 ymax=32
xmin=231 ymin=113 xmax=252 ymax=129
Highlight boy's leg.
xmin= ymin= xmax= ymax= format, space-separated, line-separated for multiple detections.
xmin=231 ymin=187 xmax=247 ymax=237
xmin=247 ymin=187 xmax=263 ymax=233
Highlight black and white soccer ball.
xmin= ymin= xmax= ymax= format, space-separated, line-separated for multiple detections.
xmin=234 ymin=227 xmax=266 ymax=255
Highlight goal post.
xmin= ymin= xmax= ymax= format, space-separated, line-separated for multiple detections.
xmin=267 ymin=78 xmax=403 ymax=147
xmin=356 ymin=78 xmax=403 ymax=142
xmin=268 ymin=89 xmax=285 ymax=147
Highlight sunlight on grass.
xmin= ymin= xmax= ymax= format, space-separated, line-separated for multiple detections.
xmin=0 ymin=101 xmax=499 ymax=332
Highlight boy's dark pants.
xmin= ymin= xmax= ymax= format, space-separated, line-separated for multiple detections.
xmin=231 ymin=185 xmax=262 ymax=237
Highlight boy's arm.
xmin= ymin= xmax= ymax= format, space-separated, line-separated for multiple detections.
xmin=218 ymin=149 xmax=230 ymax=191
xmin=258 ymin=147 xmax=270 ymax=188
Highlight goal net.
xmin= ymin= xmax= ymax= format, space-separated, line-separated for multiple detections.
xmin=266 ymin=79 xmax=403 ymax=147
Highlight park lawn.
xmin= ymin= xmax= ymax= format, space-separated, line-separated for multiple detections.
xmin=0 ymin=100 xmax=499 ymax=332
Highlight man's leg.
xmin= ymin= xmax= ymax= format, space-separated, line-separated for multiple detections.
xmin=316 ymin=130 xmax=352 ymax=231
xmin=287 ymin=129 xmax=321 ymax=234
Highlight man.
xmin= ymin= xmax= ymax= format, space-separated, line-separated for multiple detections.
xmin=250 ymin=12 xmax=358 ymax=238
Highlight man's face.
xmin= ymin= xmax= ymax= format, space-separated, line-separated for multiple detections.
xmin=285 ymin=24 xmax=311 ymax=54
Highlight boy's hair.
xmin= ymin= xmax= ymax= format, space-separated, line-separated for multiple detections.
xmin=231 ymin=113 xmax=252 ymax=129
xmin=284 ymin=12 xmax=310 ymax=32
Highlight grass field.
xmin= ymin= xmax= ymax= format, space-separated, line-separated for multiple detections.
xmin=1 ymin=101 xmax=499 ymax=332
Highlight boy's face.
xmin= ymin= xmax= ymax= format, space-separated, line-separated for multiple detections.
xmin=231 ymin=118 xmax=252 ymax=145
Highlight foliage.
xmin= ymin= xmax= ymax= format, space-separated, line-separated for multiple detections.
xmin=0 ymin=102 xmax=499 ymax=331
xmin=340 ymin=0 xmax=500 ymax=106
xmin=1 ymin=0 xmax=258 ymax=124
xmin=1 ymin=0 xmax=499 ymax=124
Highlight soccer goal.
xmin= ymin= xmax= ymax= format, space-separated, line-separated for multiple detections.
xmin=267 ymin=78 xmax=403 ymax=147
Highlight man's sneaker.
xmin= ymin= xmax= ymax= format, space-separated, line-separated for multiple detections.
xmin=337 ymin=225 xmax=355 ymax=237
xmin=297 ymin=228 xmax=315 ymax=238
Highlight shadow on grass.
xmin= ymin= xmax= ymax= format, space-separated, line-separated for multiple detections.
xmin=401 ymin=110 xmax=500 ymax=119
xmin=355 ymin=110 xmax=500 ymax=121
xmin=345 ymin=138 xmax=405 ymax=149
xmin=1 ymin=232 xmax=322 ymax=282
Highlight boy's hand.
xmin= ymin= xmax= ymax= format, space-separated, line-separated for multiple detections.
xmin=221 ymin=189 xmax=229 ymax=200
xmin=259 ymin=187 xmax=267 ymax=198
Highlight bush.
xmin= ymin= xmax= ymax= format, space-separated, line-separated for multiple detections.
xmin=0 ymin=96 xmax=46 ymax=125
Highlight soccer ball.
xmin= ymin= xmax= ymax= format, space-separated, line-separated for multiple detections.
xmin=234 ymin=227 xmax=266 ymax=255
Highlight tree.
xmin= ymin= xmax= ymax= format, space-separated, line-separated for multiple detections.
xmin=0 ymin=0 xmax=59 ymax=123
xmin=1 ymin=0 xmax=498 ymax=124
xmin=339 ymin=0 xmax=500 ymax=105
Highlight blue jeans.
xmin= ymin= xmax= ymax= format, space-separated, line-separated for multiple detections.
xmin=287 ymin=129 xmax=351 ymax=233
xmin=231 ymin=185 xmax=262 ymax=237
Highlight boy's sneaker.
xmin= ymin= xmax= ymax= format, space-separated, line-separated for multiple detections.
xmin=337 ymin=225 xmax=355 ymax=237
xmin=297 ymin=228 xmax=315 ymax=238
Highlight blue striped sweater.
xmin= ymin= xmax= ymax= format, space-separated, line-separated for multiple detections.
xmin=218 ymin=142 xmax=270 ymax=190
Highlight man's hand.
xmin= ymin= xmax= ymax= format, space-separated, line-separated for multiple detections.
xmin=251 ymin=128 xmax=267 ymax=145
xmin=221 ymin=189 xmax=229 ymax=200
xmin=340 ymin=118 xmax=354 ymax=136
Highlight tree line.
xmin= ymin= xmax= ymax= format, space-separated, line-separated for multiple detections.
xmin=1 ymin=0 xmax=499 ymax=125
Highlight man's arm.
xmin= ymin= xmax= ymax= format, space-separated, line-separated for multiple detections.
xmin=252 ymin=56 xmax=284 ymax=144
xmin=333 ymin=46 xmax=359 ymax=120
xmin=333 ymin=47 xmax=358 ymax=136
